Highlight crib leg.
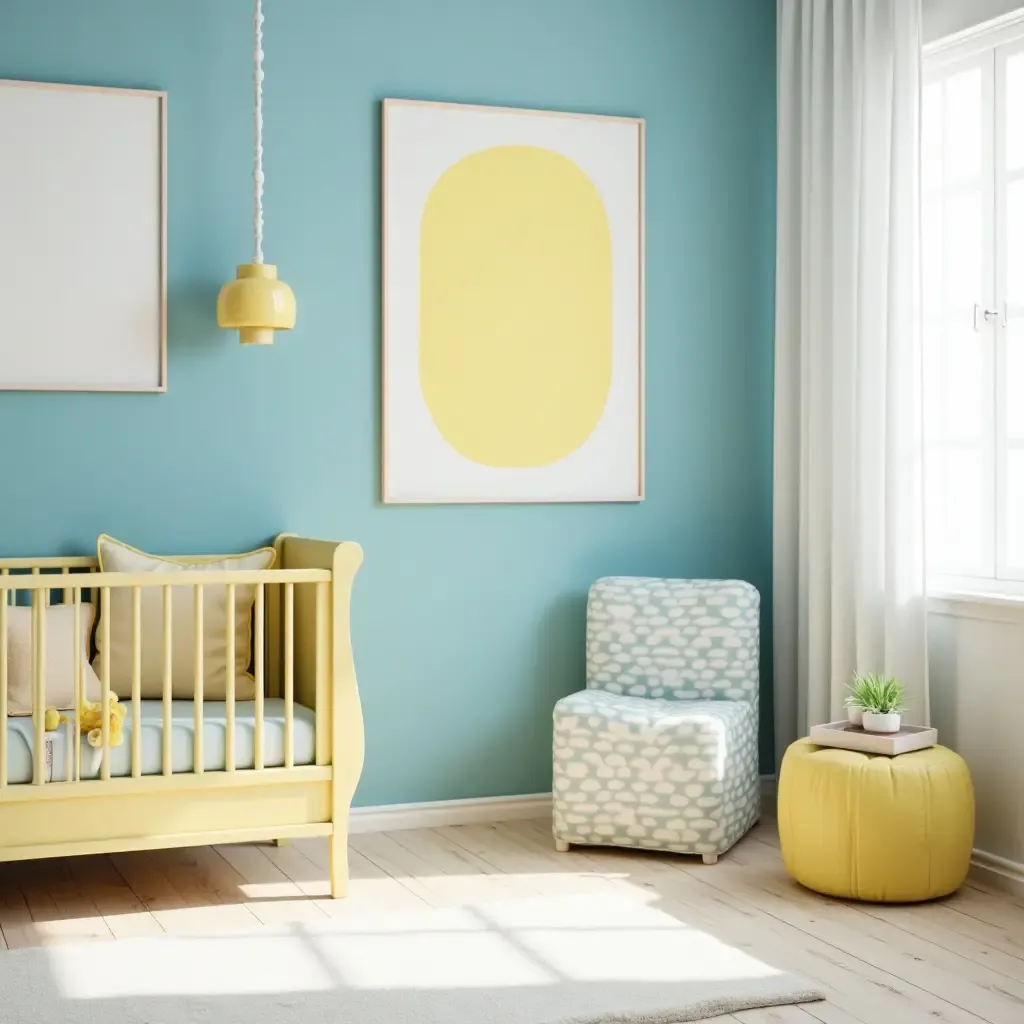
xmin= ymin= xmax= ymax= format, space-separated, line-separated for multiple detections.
xmin=274 ymin=838 xmax=291 ymax=847
xmin=554 ymin=839 xmax=571 ymax=853
xmin=330 ymin=831 xmax=349 ymax=899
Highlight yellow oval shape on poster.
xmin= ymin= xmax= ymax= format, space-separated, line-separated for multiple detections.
xmin=419 ymin=145 xmax=612 ymax=468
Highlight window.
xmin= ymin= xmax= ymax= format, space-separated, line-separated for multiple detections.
xmin=924 ymin=19 xmax=1024 ymax=591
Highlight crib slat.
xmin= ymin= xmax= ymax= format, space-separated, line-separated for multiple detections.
xmin=162 ymin=585 xmax=172 ymax=776
xmin=284 ymin=582 xmax=294 ymax=770
xmin=225 ymin=583 xmax=236 ymax=772
xmin=64 ymin=716 xmax=73 ymax=785
xmin=32 ymin=591 xmax=45 ymax=786
xmin=0 ymin=588 xmax=8 ymax=788
xmin=1 ymin=567 xmax=9 ymax=606
xmin=62 ymin=575 xmax=75 ymax=784
xmin=315 ymin=580 xmax=329 ymax=766
xmin=131 ymin=586 xmax=142 ymax=778
xmin=32 ymin=566 xmax=48 ymax=609
xmin=100 ymin=587 xmax=111 ymax=781
xmin=73 ymin=588 xmax=82 ymax=783
xmin=254 ymin=583 xmax=265 ymax=771
xmin=193 ymin=584 xmax=204 ymax=775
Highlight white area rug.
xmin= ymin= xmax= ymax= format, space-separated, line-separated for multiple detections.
xmin=0 ymin=893 xmax=823 ymax=1023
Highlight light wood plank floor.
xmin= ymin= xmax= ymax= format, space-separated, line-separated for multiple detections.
xmin=1 ymin=817 xmax=1022 ymax=1023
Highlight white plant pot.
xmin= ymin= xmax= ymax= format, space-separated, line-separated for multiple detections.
xmin=846 ymin=706 xmax=864 ymax=727
xmin=862 ymin=711 xmax=901 ymax=734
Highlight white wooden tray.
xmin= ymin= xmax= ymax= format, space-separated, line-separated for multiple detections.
xmin=809 ymin=721 xmax=938 ymax=756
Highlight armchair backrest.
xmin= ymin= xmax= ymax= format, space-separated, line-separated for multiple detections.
xmin=586 ymin=577 xmax=759 ymax=702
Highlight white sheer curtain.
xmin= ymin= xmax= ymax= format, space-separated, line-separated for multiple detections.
xmin=774 ymin=0 xmax=929 ymax=760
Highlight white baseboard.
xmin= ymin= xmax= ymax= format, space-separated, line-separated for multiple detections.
xmin=970 ymin=848 xmax=1024 ymax=898
xmin=352 ymin=788 xmax=1021 ymax=902
xmin=349 ymin=793 xmax=552 ymax=835
xmin=349 ymin=777 xmax=779 ymax=836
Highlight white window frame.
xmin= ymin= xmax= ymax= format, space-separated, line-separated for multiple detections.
xmin=925 ymin=10 xmax=1024 ymax=597
xmin=995 ymin=34 xmax=1024 ymax=583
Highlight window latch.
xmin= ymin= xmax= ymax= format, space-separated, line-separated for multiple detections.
xmin=974 ymin=304 xmax=1008 ymax=331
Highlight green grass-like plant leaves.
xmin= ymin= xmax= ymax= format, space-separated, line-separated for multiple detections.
xmin=846 ymin=673 xmax=906 ymax=715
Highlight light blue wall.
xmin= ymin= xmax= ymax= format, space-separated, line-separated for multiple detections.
xmin=0 ymin=0 xmax=777 ymax=805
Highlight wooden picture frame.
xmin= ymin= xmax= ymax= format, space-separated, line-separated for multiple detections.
xmin=382 ymin=99 xmax=645 ymax=504
xmin=0 ymin=79 xmax=167 ymax=392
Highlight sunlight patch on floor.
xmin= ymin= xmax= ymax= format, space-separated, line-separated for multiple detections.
xmin=44 ymin=894 xmax=781 ymax=1000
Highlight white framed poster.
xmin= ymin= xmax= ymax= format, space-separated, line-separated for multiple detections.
xmin=0 ymin=79 xmax=166 ymax=392
xmin=382 ymin=99 xmax=644 ymax=504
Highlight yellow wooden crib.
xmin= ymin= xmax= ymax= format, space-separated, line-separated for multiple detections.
xmin=0 ymin=533 xmax=364 ymax=899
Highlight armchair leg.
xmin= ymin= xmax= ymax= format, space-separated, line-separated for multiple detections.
xmin=555 ymin=839 xmax=571 ymax=853
xmin=702 ymin=853 xmax=719 ymax=865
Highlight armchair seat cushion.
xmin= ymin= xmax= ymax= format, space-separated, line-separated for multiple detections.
xmin=552 ymin=689 xmax=759 ymax=857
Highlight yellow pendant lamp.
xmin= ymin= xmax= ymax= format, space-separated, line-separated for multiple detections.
xmin=217 ymin=0 xmax=296 ymax=345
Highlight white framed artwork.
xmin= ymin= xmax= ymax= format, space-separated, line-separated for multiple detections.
xmin=382 ymin=99 xmax=644 ymax=504
xmin=0 ymin=79 xmax=166 ymax=392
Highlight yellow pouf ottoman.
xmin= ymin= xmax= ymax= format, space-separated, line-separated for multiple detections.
xmin=778 ymin=738 xmax=974 ymax=902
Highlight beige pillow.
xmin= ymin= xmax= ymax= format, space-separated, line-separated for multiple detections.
xmin=7 ymin=603 xmax=102 ymax=715
xmin=93 ymin=535 xmax=276 ymax=701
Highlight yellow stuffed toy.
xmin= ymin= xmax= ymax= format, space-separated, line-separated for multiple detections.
xmin=81 ymin=694 xmax=127 ymax=747
xmin=44 ymin=695 xmax=126 ymax=747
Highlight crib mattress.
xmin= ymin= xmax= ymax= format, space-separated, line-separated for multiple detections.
xmin=4 ymin=699 xmax=316 ymax=783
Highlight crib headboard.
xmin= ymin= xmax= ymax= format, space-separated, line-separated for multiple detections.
xmin=269 ymin=534 xmax=363 ymax=778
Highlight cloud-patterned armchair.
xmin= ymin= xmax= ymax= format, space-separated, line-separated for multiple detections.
xmin=552 ymin=577 xmax=760 ymax=863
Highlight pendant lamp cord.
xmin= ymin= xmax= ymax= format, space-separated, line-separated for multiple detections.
xmin=253 ymin=0 xmax=265 ymax=265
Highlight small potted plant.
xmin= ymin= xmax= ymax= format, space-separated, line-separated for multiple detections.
xmin=843 ymin=688 xmax=864 ymax=727
xmin=850 ymin=673 xmax=906 ymax=733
